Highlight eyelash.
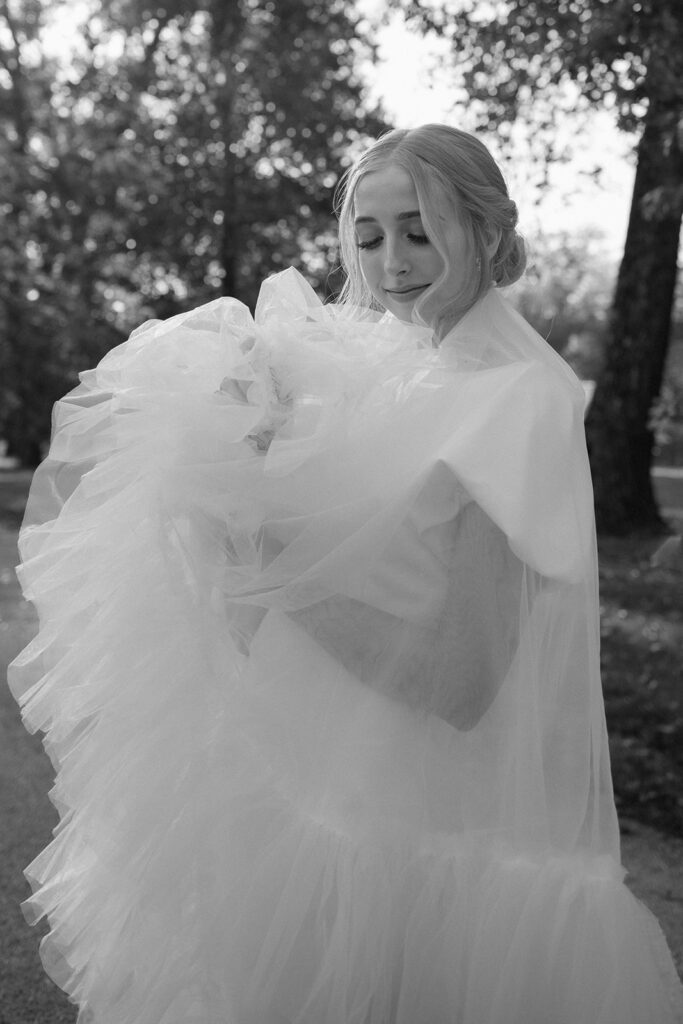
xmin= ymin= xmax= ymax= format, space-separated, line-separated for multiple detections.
xmin=356 ymin=233 xmax=430 ymax=251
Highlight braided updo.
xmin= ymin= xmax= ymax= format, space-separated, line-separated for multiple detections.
xmin=336 ymin=124 xmax=526 ymax=333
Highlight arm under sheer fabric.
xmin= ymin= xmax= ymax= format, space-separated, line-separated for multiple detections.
xmin=288 ymin=498 xmax=524 ymax=732
xmin=397 ymin=500 xmax=525 ymax=730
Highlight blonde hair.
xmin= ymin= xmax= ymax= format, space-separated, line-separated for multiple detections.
xmin=334 ymin=124 xmax=526 ymax=332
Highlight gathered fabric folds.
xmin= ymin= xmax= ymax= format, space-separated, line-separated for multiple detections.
xmin=10 ymin=269 xmax=683 ymax=1024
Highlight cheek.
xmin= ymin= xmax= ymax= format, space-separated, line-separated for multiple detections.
xmin=358 ymin=251 xmax=380 ymax=287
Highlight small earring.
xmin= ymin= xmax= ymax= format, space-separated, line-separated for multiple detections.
xmin=475 ymin=256 xmax=482 ymax=270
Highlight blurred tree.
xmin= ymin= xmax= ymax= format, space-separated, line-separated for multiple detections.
xmin=507 ymin=227 xmax=615 ymax=372
xmin=0 ymin=0 xmax=387 ymax=463
xmin=63 ymin=0 xmax=388 ymax=308
xmin=394 ymin=0 xmax=683 ymax=534
xmin=0 ymin=0 xmax=118 ymax=463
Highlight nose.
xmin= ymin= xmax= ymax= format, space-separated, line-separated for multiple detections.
xmin=384 ymin=237 xmax=409 ymax=277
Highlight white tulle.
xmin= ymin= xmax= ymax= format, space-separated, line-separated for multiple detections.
xmin=9 ymin=269 xmax=683 ymax=1023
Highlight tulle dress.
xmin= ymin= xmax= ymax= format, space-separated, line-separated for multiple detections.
xmin=9 ymin=269 xmax=683 ymax=1024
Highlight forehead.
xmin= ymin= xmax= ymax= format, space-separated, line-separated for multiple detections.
xmin=354 ymin=164 xmax=420 ymax=219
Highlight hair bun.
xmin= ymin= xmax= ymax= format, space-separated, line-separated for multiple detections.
xmin=492 ymin=231 xmax=526 ymax=287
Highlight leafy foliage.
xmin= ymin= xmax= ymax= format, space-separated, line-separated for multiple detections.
xmin=507 ymin=227 xmax=615 ymax=368
xmin=0 ymin=0 xmax=388 ymax=462
xmin=397 ymin=0 xmax=682 ymax=127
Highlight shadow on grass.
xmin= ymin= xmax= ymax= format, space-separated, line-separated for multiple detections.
xmin=599 ymin=537 xmax=683 ymax=836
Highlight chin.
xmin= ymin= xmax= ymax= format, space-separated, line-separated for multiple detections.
xmin=385 ymin=301 xmax=418 ymax=324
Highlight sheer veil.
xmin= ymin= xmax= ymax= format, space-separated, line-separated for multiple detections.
xmin=10 ymin=269 xmax=683 ymax=1023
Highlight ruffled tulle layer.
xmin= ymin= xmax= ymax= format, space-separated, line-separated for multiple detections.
xmin=15 ymin=605 xmax=683 ymax=1024
xmin=10 ymin=271 xmax=683 ymax=1022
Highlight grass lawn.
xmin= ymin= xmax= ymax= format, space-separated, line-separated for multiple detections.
xmin=599 ymin=533 xmax=683 ymax=837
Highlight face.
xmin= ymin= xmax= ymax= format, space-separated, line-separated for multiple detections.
xmin=353 ymin=164 xmax=468 ymax=325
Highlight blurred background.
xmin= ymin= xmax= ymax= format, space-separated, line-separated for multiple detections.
xmin=0 ymin=1 xmax=682 ymax=1020
xmin=0 ymin=0 xmax=681 ymax=527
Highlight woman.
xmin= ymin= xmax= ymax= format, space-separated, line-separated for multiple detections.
xmin=10 ymin=125 xmax=683 ymax=1023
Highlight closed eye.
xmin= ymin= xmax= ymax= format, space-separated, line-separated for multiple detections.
xmin=356 ymin=236 xmax=382 ymax=251
xmin=356 ymin=232 xmax=430 ymax=251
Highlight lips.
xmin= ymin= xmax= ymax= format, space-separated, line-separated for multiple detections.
xmin=384 ymin=285 xmax=429 ymax=300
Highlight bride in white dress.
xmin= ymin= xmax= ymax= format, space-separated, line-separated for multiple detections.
xmin=10 ymin=124 xmax=683 ymax=1023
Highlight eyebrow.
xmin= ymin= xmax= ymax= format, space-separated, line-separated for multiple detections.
xmin=354 ymin=210 xmax=422 ymax=225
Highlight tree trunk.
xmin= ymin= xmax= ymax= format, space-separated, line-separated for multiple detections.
xmin=218 ymin=67 xmax=239 ymax=299
xmin=211 ymin=0 xmax=243 ymax=302
xmin=220 ymin=147 xmax=239 ymax=300
xmin=585 ymin=96 xmax=683 ymax=535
